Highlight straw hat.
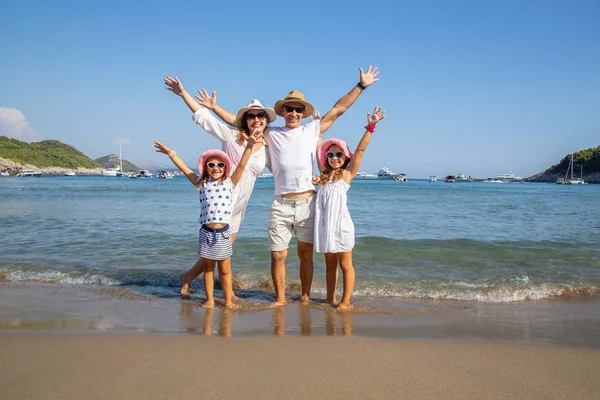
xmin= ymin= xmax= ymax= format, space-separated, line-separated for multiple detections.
xmin=198 ymin=149 xmax=232 ymax=179
xmin=233 ymin=99 xmax=277 ymax=127
xmin=318 ymin=138 xmax=353 ymax=169
xmin=273 ymin=90 xmax=315 ymax=117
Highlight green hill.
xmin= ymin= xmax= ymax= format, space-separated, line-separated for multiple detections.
xmin=527 ymin=145 xmax=600 ymax=183
xmin=95 ymin=154 xmax=138 ymax=172
xmin=543 ymin=146 xmax=600 ymax=175
xmin=0 ymin=136 xmax=102 ymax=168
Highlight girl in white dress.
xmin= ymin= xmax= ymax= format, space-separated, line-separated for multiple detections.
xmin=314 ymin=106 xmax=385 ymax=310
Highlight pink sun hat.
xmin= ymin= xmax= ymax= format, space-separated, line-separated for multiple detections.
xmin=318 ymin=138 xmax=353 ymax=168
xmin=198 ymin=149 xmax=232 ymax=179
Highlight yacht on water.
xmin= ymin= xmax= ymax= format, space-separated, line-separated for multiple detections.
xmin=157 ymin=170 xmax=174 ymax=179
xmin=17 ymin=169 xmax=42 ymax=177
xmin=394 ymin=173 xmax=407 ymax=182
xmin=494 ymin=172 xmax=523 ymax=182
xmin=428 ymin=175 xmax=437 ymax=182
xmin=0 ymin=171 xmax=9 ymax=177
xmin=455 ymin=173 xmax=473 ymax=182
xmin=101 ymin=167 xmax=120 ymax=177
xmin=355 ymin=171 xmax=378 ymax=180
xmin=557 ymin=155 xmax=585 ymax=185
xmin=64 ymin=171 xmax=76 ymax=177
xmin=376 ymin=167 xmax=397 ymax=180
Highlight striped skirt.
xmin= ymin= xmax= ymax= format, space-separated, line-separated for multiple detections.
xmin=198 ymin=224 xmax=233 ymax=261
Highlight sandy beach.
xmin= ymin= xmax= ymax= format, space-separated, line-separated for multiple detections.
xmin=1 ymin=334 xmax=599 ymax=400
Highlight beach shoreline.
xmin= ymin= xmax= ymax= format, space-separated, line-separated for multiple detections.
xmin=2 ymin=334 xmax=600 ymax=400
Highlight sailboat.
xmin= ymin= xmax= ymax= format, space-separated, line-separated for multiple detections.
xmin=116 ymin=140 xmax=128 ymax=177
xmin=556 ymin=154 xmax=584 ymax=185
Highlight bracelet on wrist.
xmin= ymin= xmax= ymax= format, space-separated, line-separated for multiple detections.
xmin=357 ymin=82 xmax=366 ymax=90
xmin=168 ymin=150 xmax=177 ymax=158
xmin=364 ymin=125 xmax=376 ymax=133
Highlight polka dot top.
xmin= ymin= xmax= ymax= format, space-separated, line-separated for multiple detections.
xmin=198 ymin=178 xmax=235 ymax=225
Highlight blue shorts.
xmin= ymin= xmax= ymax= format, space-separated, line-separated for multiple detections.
xmin=198 ymin=225 xmax=232 ymax=261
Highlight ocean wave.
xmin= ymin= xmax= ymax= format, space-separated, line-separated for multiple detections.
xmin=1 ymin=267 xmax=598 ymax=302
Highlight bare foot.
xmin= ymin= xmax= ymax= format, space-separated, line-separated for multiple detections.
xmin=202 ymin=300 xmax=215 ymax=309
xmin=179 ymin=273 xmax=191 ymax=295
xmin=271 ymin=299 xmax=287 ymax=307
xmin=300 ymin=295 xmax=312 ymax=305
xmin=336 ymin=303 xmax=353 ymax=311
xmin=225 ymin=302 xmax=236 ymax=309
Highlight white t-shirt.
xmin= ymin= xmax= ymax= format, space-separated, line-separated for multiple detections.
xmin=265 ymin=120 xmax=320 ymax=195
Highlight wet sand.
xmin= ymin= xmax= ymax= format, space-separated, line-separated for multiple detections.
xmin=2 ymin=334 xmax=600 ymax=400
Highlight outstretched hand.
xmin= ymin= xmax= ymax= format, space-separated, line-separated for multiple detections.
xmin=367 ymin=106 xmax=385 ymax=125
xmin=195 ymin=89 xmax=217 ymax=110
xmin=164 ymin=76 xmax=185 ymax=96
xmin=154 ymin=141 xmax=173 ymax=155
xmin=359 ymin=65 xmax=380 ymax=88
xmin=246 ymin=129 xmax=264 ymax=149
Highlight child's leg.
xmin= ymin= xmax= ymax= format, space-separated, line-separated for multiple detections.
xmin=324 ymin=253 xmax=339 ymax=304
xmin=203 ymin=259 xmax=216 ymax=308
xmin=217 ymin=258 xmax=234 ymax=308
xmin=180 ymin=258 xmax=205 ymax=295
xmin=337 ymin=251 xmax=355 ymax=310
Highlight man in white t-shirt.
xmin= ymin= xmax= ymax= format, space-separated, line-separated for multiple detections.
xmin=203 ymin=65 xmax=380 ymax=305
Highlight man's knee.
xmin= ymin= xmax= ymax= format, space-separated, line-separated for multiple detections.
xmin=271 ymin=250 xmax=287 ymax=264
xmin=297 ymin=242 xmax=314 ymax=264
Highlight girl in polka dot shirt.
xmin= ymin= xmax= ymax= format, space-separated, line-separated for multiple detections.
xmin=154 ymin=131 xmax=262 ymax=308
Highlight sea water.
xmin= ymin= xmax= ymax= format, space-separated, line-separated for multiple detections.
xmin=1 ymin=176 xmax=599 ymax=343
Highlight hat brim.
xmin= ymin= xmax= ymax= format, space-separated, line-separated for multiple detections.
xmin=233 ymin=107 xmax=277 ymax=127
xmin=318 ymin=138 xmax=353 ymax=170
xmin=198 ymin=149 xmax=232 ymax=180
xmin=274 ymin=99 xmax=315 ymax=118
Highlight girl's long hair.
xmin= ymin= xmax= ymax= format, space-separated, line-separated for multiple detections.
xmin=318 ymin=158 xmax=350 ymax=186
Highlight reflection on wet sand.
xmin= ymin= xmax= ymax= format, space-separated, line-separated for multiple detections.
xmin=180 ymin=303 xmax=356 ymax=337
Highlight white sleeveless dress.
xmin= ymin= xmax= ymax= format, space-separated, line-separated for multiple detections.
xmin=314 ymin=178 xmax=355 ymax=253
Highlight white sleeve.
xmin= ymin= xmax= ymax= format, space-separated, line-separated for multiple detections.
xmin=192 ymin=108 xmax=237 ymax=143
xmin=308 ymin=120 xmax=321 ymax=139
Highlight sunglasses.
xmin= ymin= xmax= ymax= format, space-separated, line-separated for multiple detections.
xmin=284 ymin=105 xmax=305 ymax=113
xmin=326 ymin=152 xmax=345 ymax=159
xmin=246 ymin=111 xmax=268 ymax=120
xmin=207 ymin=162 xmax=225 ymax=169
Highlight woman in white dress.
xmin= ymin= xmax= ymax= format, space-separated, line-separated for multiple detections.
xmin=164 ymin=76 xmax=275 ymax=295
xmin=315 ymin=106 xmax=385 ymax=310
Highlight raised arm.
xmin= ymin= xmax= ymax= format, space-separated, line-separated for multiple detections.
xmin=164 ymin=76 xmax=202 ymax=113
xmin=345 ymin=106 xmax=385 ymax=183
xmin=229 ymin=130 xmax=263 ymax=186
xmin=195 ymin=89 xmax=237 ymax=126
xmin=154 ymin=141 xmax=199 ymax=186
xmin=319 ymin=65 xmax=380 ymax=135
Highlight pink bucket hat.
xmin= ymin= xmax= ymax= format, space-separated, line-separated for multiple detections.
xmin=318 ymin=138 xmax=353 ymax=169
xmin=198 ymin=149 xmax=232 ymax=179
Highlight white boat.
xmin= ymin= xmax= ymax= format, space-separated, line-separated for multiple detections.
xmin=557 ymin=154 xmax=584 ymax=185
xmin=132 ymin=170 xmax=152 ymax=179
xmin=494 ymin=172 xmax=523 ymax=182
xmin=157 ymin=170 xmax=174 ymax=179
xmin=0 ymin=171 xmax=9 ymax=177
xmin=101 ymin=168 xmax=119 ymax=177
xmin=354 ymin=171 xmax=378 ymax=180
xmin=64 ymin=171 xmax=76 ymax=177
xmin=428 ymin=175 xmax=437 ymax=182
xmin=376 ymin=167 xmax=396 ymax=180
xmin=455 ymin=173 xmax=473 ymax=182
xmin=257 ymin=171 xmax=274 ymax=179
xmin=17 ymin=169 xmax=42 ymax=177
xmin=394 ymin=173 xmax=407 ymax=182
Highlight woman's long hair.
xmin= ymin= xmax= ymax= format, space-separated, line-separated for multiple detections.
xmin=237 ymin=111 xmax=269 ymax=143
xmin=319 ymin=158 xmax=350 ymax=186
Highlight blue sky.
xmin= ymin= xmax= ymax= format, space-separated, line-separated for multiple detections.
xmin=1 ymin=0 xmax=598 ymax=178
